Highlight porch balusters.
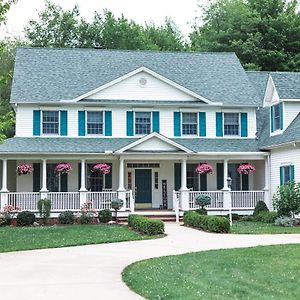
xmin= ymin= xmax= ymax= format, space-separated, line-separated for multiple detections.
xmin=0 ymin=159 xmax=9 ymax=207
xmin=79 ymin=159 xmax=87 ymax=206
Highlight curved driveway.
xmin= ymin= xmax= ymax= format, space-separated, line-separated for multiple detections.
xmin=1 ymin=223 xmax=300 ymax=300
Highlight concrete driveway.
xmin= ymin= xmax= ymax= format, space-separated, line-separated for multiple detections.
xmin=1 ymin=223 xmax=300 ymax=300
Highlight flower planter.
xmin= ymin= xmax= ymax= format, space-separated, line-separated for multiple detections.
xmin=17 ymin=164 xmax=34 ymax=176
xmin=237 ymin=164 xmax=256 ymax=174
xmin=55 ymin=163 xmax=72 ymax=174
xmin=195 ymin=163 xmax=213 ymax=175
xmin=93 ymin=163 xmax=111 ymax=174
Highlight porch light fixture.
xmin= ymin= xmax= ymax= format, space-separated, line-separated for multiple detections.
xmin=227 ymin=177 xmax=232 ymax=189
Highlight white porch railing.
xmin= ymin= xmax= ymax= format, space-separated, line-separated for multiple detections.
xmin=48 ymin=192 xmax=80 ymax=211
xmin=189 ymin=191 xmax=224 ymax=209
xmin=231 ymin=191 xmax=265 ymax=209
xmin=87 ymin=191 xmax=118 ymax=210
xmin=8 ymin=192 xmax=40 ymax=211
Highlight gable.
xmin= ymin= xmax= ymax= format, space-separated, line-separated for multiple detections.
xmin=84 ymin=70 xmax=200 ymax=102
xmin=263 ymin=76 xmax=280 ymax=106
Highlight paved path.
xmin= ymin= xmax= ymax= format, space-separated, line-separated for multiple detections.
xmin=1 ymin=223 xmax=300 ymax=300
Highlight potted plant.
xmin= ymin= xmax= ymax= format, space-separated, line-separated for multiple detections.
xmin=195 ymin=194 xmax=211 ymax=215
xmin=111 ymin=199 xmax=123 ymax=223
xmin=55 ymin=163 xmax=72 ymax=174
xmin=93 ymin=163 xmax=111 ymax=174
xmin=237 ymin=163 xmax=256 ymax=174
xmin=195 ymin=163 xmax=213 ymax=175
xmin=17 ymin=164 xmax=34 ymax=176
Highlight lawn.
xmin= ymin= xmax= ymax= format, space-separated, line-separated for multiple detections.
xmin=0 ymin=224 xmax=160 ymax=253
xmin=123 ymin=244 xmax=300 ymax=300
xmin=231 ymin=221 xmax=300 ymax=234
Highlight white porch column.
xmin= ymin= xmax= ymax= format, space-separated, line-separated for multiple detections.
xmin=79 ymin=159 xmax=87 ymax=205
xmin=117 ymin=157 xmax=126 ymax=211
xmin=180 ymin=158 xmax=190 ymax=211
xmin=223 ymin=159 xmax=229 ymax=190
xmin=40 ymin=159 xmax=48 ymax=198
xmin=1 ymin=159 xmax=9 ymax=207
xmin=222 ymin=159 xmax=232 ymax=224
xmin=264 ymin=155 xmax=271 ymax=210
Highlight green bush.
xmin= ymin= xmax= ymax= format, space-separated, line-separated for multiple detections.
xmin=58 ymin=211 xmax=75 ymax=224
xmin=183 ymin=211 xmax=230 ymax=233
xmin=255 ymin=211 xmax=278 ymax=223
xmin=98 ymin=209 xmax=112 ymax=223
xmin=275 ymin=216 xmax=295 ymax=227
xmin=226 ymin=213 xmax=240 ymax=221
xmin=240 ymin=215 xmax=255 ymax=222
xmin=111 ymin=199 xmax=123 ymax=222
xmin=195 ymin=208 xmax=207 ymax=215
xmin=17 ymin=211 xmax=36 ymax=226
xmin=128 ymin=215 xmax=164 ymax=235
xmin=78 ymin=213 xmax=93 ymax=224
xmin=37 ymin=198 xmax=51 ymax=224
xmin=253 ymin=201 xmax=269 ymax=216
xmin=195 ymin=194 xmax=211 ymax=208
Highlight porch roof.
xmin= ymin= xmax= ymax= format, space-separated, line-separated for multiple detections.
xmin=0 ymin=137 xmax=261 ymax=154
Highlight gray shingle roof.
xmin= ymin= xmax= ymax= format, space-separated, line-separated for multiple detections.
xmin=0 ymin=137 xmax=260 ymax=154
xmin=270 ymin=72 xmax=300 ymax=99
xmin=246 ymin=71 xmax=269 ymax=103
xmin=11 ymin=48 xmax=261 ymax=106
xmin=257 ymin=107 xmax=300 ymax=149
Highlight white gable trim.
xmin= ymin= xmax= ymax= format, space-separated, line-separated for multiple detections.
xmin=71 ymin=66 xmax=219 ymax=105
xmin=115 ymin=132 xmax=193 ymax=154
xmin=263 ymin=75 xmax=280 ymax=106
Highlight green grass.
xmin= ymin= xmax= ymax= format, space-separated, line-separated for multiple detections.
xmin=231 ymin=221 xmax=300 ymax=234
xmin=123 ymin=244 xmax=300 ymax=300
xmin=0 ymin=224 xmax=160 ymax=252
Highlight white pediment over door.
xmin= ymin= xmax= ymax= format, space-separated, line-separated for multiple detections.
xmin=130 ymin=137 xmax=183 ymax=152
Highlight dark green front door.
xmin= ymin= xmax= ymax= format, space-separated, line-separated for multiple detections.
xmin=135 ymin=169 xmax=152 ymax=208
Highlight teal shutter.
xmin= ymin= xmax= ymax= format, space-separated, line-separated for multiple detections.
xmin=217 ymin=163 xmax=224 ymax=190
xmin=174 ymin=163 xmax=181 ymax=191
xmin=280 ymin=166 xmax=284 ymax=185
xmin=33 ymin=110 xmax=41 ymax=136
xmin=279 ymin=102 xmax=283 ymax=130
xmin=152 ymin=111 xmax=160 ymax=133
xmin=33 ymin=163 xmax=41 ymax=192
xmin=242 ymin=174 xmax=249 ymax=190
xmin=240 ymin=113 xmax=248 ymax=137
xmin=270 ymin=106 xmax=274 ymax=132
xmin=290 ymin=165 xmax=295 ymax=182
xmin=78 ymin=111 xmax=86 ymax=136
xmin=127 ymin=111 xmax=134 ymax=136
xmin=200 ymin=174 xmax=207 ymax=191
xmin=199 ymin=112 xmax=206 ymax=137
xmin=105 ymin=111 xmax=112 ymax=136
xmin=60 ymin=111 xmax=68 ymax=136
xmin=174 ymin=112 xmax=181 ymax=137
xmin=216 ymin=112 xmax=223 ymax=137
xmin=105 ymin=163 xmax=112 ymax=189
xmin=60 ymin=173 xmax=68 ymax=192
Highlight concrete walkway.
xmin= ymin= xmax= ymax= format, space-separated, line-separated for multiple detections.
xmin=1 ymin=223 xmax=300 ymax=300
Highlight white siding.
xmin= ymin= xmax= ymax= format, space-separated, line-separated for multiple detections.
xmin=85 ymin=71 xmax=198 ymax=101
xmin=284 ymin=102 xmax=300 ymax=130
xmin=270 ymin=146 xmax=300 ymax=196
xmin=15 ymin=105 xmax=35 ymax=137
xmin=131 ymin=137 xmax=179 ymax=152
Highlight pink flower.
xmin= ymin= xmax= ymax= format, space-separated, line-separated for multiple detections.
xmin=17 ymin=164 xmax=34 ymax=176
xmin=237 ymin=164 xmax=256 ymax=174
xmin=93 ymin=163 xmax=111 ymax=175
xmin=195 ymin=163 xmax=213 ymax=174
xmin=55 ymin=163 xmax=72 ymax=174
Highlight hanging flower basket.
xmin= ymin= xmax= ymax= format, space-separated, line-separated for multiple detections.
xmin=55 ymin=163 xmax=72 ymax=174
xmin=195 ymin=163 xmax=213 ymax=175
xmin=93 ymin=163 xmax=111 ymax=174
xmin=237 ymin=164 xmax=256 ymax=175
xmin=17 ymin=164 xmax=34 ymax=176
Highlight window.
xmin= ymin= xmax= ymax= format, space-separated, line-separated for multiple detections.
xmin=42 ymin=111 xmax=59 ymax=134
xmin=273 ymin=104 xmax=281 ymax=131
xmin=182 ymin=113 xmax=198 ymax=135
xmin=135 ymin=112 xmax=151 ymax=135
xmin=281 ymin=165 xmax=294 ymax=185
xmin=154 ymin=172 xmax=159 ymax=189
xmin=224 ymin=113 xmax=239 ymax=136
xmin=87 ymin=112 xmax=103 ymax=135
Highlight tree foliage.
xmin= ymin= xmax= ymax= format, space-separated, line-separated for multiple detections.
xmin=190 ymin=0 xmax=300 ymax=71
xmin=0 ymin=0 xmax=16 ymax=24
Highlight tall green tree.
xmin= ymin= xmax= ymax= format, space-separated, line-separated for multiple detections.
xmin=190 ymin=0 xmax=300 ymax=71
xmin=0 ymin=0 xmax=16 ymax=23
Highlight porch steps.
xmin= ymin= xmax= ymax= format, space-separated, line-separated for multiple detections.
xmin=124 ymin=209 xmax=183 ymax=222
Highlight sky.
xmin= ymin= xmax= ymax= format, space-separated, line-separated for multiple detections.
xmin=0 ymin=0 xmax=206 ymax=39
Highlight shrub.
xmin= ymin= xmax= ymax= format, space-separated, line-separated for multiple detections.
xmin=226 ymin=213 xmax=240 ymax=221
xmin=37 ymin=198 xmax=51 ymax=224
xmin=58 ymin=211 xmax=75 ymax=224
xmin=77 ymin=202 xmax=97 ymax=224
xmin=79 ymin=213 xmax=92 ymax=224
xmin=255 ymin=211 xmax=278 ymax=223
xmin=0 ymin=204 xmax=19 ymax=225
xmin=253 ymin=201 xmax=269 ymax=216
xmin=128 ymin=215 xmax=164 ymax=235
xmin=17 ymin=211 xmax=36 ymax=226
xmin=183 ymin=211 xmax=230 ymax=233
xmin=275 ymin=216 xmax=295 ymax=227
xmin=195 ymin=208 xmax=207 ymax=215
xmin=273 ymin=182 xmax=300 ymax=217
xmin=240 ymin=215 xmax=255 ymax=222
xmin=98 ymin=209 xmax=112 ymax=223
xmin=111 ymin=199 xmax=123 ymax=222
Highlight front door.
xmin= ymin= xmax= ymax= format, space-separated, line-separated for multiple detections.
xmin=135 ymin=169 xmax=152 ymax=208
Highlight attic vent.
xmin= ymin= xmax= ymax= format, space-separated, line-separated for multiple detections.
xmin=138 ymin=77 xmax=147 ymax=87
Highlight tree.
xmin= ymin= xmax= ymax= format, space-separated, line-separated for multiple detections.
xmin=0 ymin=0 xmax=16 ymax=24
xmin=190 ymin=0 xmax=300 ymax=71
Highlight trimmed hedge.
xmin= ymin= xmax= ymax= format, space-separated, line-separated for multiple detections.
xmin=183 ymin=211 xmax=230 ymax=233
xmin=253 ymin=201 xmax=269 ymax=216
xmin=17 ymin=211 xmax=36 ymax=226
xmin=98 ymin=209 xmax=112 ymax=223
xmin=128 ymin=215 xmax=164 ymax=235
xmin=59 ymin=211 xmax=75 ymax=224
xmin=254 ymin=211 xmax=278 ymax=223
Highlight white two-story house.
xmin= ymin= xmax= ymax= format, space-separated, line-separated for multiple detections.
xmin=0 ymin=48 xmax=299 ymax=217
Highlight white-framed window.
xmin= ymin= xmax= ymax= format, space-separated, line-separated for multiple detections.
xmin=86 ymin=111 xmax=103 ymax=135
xmin=182 ymin=112 xmax=198 ymax=135
xmin=273 ymin=103 xmax=281 ymax=131
xmin=135 ymin=112 xmax=151 ymax=135
xmin=224 ymin=113 xmax=239 ymax=136
xmin=281 ymin=165 xmax=294 ymax=185
xmin=42 ymin=111 xmax=59 ymax=134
